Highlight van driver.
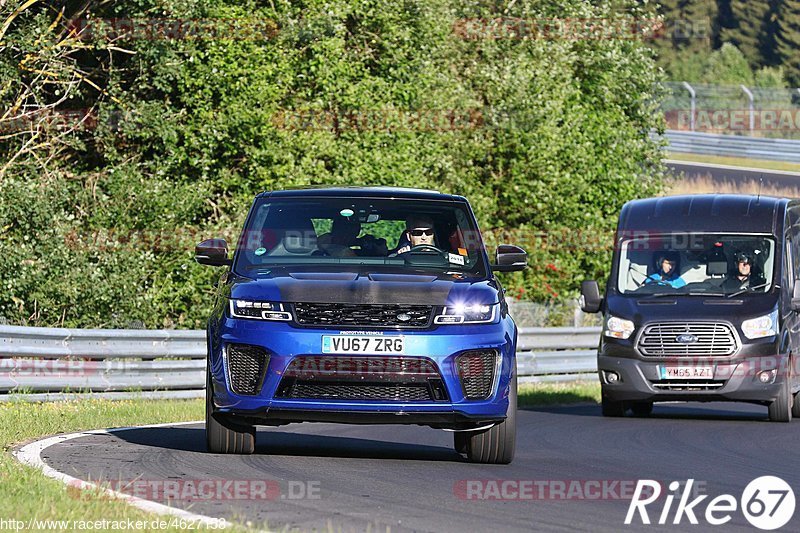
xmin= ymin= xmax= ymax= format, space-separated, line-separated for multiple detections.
xmin=722 ymin=252 xmax=765 ymax=291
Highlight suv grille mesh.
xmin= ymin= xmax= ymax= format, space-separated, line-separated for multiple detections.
xmin=227 ymin=344 xmax=269 ymax=395
xmin=637 ymin=322 xmax=738 ymax=357
xmin=456 ymin=350 xmax=497 ymax=400
xmin=275 ymin=356 xmax=448 ymax=402
xmin=281 ymin=382 xmax=435 ymax=401
xmin=293 ymin=303 xmax=433 ymax=328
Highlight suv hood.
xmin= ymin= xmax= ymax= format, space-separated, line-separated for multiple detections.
xmin=227 ymin=271 xmax=500 ymax=306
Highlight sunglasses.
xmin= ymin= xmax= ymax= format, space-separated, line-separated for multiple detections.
xmin=409 ymin=228 xmax=434 ymax=237
xmin=738 ymin=259 xmax=751 ymax=265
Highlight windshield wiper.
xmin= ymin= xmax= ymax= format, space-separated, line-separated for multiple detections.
xmin=646 ymin=291 xmax=725 ymax=297
xmin=726 ymin=282 xmax=773 ymax=298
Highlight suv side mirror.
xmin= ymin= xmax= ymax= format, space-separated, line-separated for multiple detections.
xmin=792 ymin=280 xmax=800 ymax=311
xmin=580 ymin=280 xmax=603 ymax=313
xmin=195 ymin=238 xmax=232 ymax=267
xmin=492 ymin=244 xmax=528 ymax=272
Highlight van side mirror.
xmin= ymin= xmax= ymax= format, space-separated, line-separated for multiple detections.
xmin=195 ymin=238 xmax=232 ymax=267
xmin=792 ymin=280 xmax=800 ymax=311
xmin=580 ymin=280 xmax=603 ymax=313
xmin=492 ymin=244 xmax=527 ymax=272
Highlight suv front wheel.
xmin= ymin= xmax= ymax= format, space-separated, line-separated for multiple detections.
xmin=454 ymin=374 xmax=516 ymax=464
xmin=206 ymin=369 xmax=256 ymax=454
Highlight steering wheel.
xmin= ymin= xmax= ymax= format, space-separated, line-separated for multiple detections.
xmin=407 ymin=245 xmax=444 ymax=254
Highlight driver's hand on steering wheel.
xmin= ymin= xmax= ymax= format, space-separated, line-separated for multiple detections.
xmin=396 ymin=245 xmax=411 ymax=254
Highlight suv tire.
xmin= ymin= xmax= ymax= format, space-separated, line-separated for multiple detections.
xmin=206 ymin=370 xmax=256 ymax=453
xmin=458 ymin=374 xmax=516 ymax=464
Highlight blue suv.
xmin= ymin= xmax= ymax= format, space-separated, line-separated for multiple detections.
xmin=196 ymin=187 xmax=527 ymax=463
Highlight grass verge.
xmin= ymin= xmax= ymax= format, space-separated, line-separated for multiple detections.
xmin=666 ymin=175 xmax=800 ymax=197
xmin=0 ymin=398 xmax=221 ymax=532
xmin=665 ymin=152 xmax=800 ymax=173
xmin=518 ymin=381 xmax=600 ymax=407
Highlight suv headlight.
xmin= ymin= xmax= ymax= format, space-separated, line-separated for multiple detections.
xmin=604 ymin=315 xmax=634 ymax=339
xmin=434 ymin=303 xmax=498 ymax=324
xmin=742 ymin=310 xmax=778 ymax=339
xmin=229 ymin=299 xmax=292 ymax=321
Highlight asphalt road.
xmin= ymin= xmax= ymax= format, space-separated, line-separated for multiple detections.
xmin=666 ymin=160 xmax=800 ymax=190
xmin=39 ymin=402 xmax=800 ymax=532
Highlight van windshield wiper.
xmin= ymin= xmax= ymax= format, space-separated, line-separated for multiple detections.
xmin=726 ymin=282 xmax=773 ymax=298
xmin=646 ymin=291 xmax=726 ymax=297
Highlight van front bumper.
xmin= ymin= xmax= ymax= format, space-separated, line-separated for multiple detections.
xmin=598 ymin=353 xmax=790 ymax=404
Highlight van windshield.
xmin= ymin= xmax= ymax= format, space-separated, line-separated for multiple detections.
xmin=617 ymin=233 xmax=776 ymax=296
xmin=233 ymin=197 xmax=488 ymax=277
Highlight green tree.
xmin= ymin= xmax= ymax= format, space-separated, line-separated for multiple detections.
xmin=776 ymin=0 xmax=800 ymax=85
xmin=702 ymin=42 xmax=755 ymax=85
xmin=648 ymin=0 xmax=718 ymax=79
xmin=720 ymin=0 xmax=774 ymax=68
xmin=0 ymin=0 xmax=666 ymax=327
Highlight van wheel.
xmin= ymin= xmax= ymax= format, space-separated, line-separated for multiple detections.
xmin=630 ymin=402 xmax=653 ymax=417
xmin=461 ymin=375 xmax=516 ymax=464
xmin=792 ymin=391 xmax=800 ymax=418
xmin=768 ymin=379 xmax=792 ymax=423
xmin=601 ymin=397 xmax=626 ymax=417
xmin=206 ymin=370 xmax=256 ymax=453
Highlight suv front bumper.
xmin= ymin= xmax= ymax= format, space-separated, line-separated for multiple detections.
xmin=208 ymin=316 xmax=517 ymax=429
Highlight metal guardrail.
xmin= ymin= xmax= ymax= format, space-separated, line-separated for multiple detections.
xmin=663 ymin=130 xmax=800 ymax=163
xmin=0 ymin=324 xmax=601 ymax=401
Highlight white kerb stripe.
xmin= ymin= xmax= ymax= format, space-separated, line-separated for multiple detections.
xmin=12 ymin=421 xmax=230 ymax=528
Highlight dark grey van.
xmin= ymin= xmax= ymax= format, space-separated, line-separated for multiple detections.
xmin=581 ymin=194 xmax=800 ymax=421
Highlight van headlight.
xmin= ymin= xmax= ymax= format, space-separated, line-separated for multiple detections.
xmin=434 ymin=303 xmax=498 ymax=324
xmin=229 ymin=299 xmax=292 ymax=321
xmin=741 ymin=310 xmax=778 ymax=339
xmin=604 ymin=315 xmax=635 ymax=339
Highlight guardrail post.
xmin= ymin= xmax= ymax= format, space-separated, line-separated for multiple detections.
xmin=740 ymin=84 xmax=754 ymax=133
xmin=682 ymin=81 xmax=696 ymax=131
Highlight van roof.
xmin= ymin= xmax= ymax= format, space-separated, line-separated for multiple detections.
xmin=618 ymin=194 xmax=791 ymax=235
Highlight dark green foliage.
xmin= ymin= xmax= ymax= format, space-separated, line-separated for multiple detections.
xmin=776 ymin=0 xmax=800 ymax=85
xmin=0 ymin=0 xmax=665 ymax=327
xmin=720 ymin=0 xmax=774 ymax=68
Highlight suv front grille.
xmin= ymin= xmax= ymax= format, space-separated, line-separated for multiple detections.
xmin=456 ymin=350 xmax=498 ymax=400
xmin=275 ymin=356 xmax=448 ymax=402
xmin=293 ymin=303 xmax=433 ymax=328
xmin=227 ymin=344 xmax=269 ymax=395
xmin=637 ymin=322 xmax=738 ymax=357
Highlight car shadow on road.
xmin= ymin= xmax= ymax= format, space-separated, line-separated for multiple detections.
xmin=520 ymin=402 xmax=769 ymax=422
xmin=114 ymin=425 xmax=465 ymax=461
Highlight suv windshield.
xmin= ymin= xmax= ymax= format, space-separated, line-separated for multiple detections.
xmin=233 ymin=197 xmax=488 ymax=277
xmin=617 ymin=233 xmax=776 ymax=296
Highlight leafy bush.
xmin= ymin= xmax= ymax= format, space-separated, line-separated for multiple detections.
xmin=0 ymin=0 xmax=665 ymax=327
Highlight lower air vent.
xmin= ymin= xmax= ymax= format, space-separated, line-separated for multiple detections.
xmin=456 ymin=350 xmax=498 ymax=400
xmin=227 ymin=344 xmax=269 ymax=395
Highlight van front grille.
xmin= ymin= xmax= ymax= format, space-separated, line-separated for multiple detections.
xmin=637 ymin=322 xmax=738 ymax=357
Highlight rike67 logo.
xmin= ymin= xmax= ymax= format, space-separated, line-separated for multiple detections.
xmin=626 ymin=477 xmax=795 ymax=530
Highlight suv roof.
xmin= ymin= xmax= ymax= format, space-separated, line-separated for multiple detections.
xmin=258 ymin=186 xmax=465 ymax=202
